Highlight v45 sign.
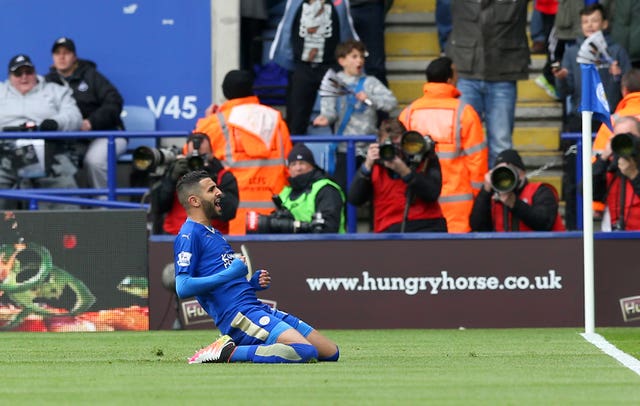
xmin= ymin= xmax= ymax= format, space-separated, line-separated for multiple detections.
xmin=146 ymin=95 xmax=198 ymax=120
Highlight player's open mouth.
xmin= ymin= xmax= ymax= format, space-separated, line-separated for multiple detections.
xmin=214 ymin=198 xmax=221 ymax=209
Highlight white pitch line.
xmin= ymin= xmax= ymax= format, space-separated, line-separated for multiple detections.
xmin=581 ymin=332 xmax=640 ymax=377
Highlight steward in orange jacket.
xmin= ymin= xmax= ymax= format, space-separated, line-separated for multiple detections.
xmin=400 ymin=57 xmax=488 ymax=232
xmin=193 ymin=70 xmax=292 ymax=235
xmin=591 ymin=70 xmax=640 ymax=214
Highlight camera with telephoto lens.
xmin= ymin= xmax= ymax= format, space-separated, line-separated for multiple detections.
xmin=490 ymin=165 xmax=520 ymax=193
xmin=132 ymin=145 xmax=181 ymax=172
xmin=378 ymin=131 xmax=435 ymax=167
xmin=2 ymin=121 xmax=39 ymax=132
xmin=246 ymin=195 xmax=326 ymax=234
xmin=610 ymin=132 xmax=640 ymax=159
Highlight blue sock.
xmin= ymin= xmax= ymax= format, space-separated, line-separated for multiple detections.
xmin=229 ymin=343 xmax=317 ymax=363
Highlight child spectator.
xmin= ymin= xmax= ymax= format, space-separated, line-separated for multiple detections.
xmin=313 ymin=39 xmax=397 ymax=192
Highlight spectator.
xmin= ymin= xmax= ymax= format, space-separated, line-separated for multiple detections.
xmin=251 ymin=143 xmax=345 ymax=234
xmin=435 ymin=0 xmax=451 ymax=56
xmin=313 ymin=39 xmax=397 ymax=192
xmin=469 ymin=149 xmax=566 ymax=232
xmin=553 ymin=3 xmax=632 ymax=229
xmin=592 ymin=115 xmax=640 ymax=231
xmin=446 ymin=0 xmax=530 ymax=167
xmin=240 ymin=0 xmax=268 ymax=71
xmin=0 ymin=54 xmax=82 ymax=210
xmin=400 ymin=56 xmax=488 ymax=233
xmin=532 ymin=0 xmax=560 ymax=99
xmin=347 ymin=118 xmax=447 ymax=233
xmin=269 ymin=0 xmax=358 ymax=135
xmin=150 ymin=133 xmax=239 ymax=235
xmin=349 ymin=0 xmax=391 ymax=85
xmin=193 ymin=69 xmax=292 ymax=235
xmin=605 ymin=0 xmax=640 ymax=69
xmin=44 ymin=37 xmax=126 ymax=194
xmin=174 ymin=170 xmax=339 ymax=364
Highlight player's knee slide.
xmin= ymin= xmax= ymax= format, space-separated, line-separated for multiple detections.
xmin=319 ymin=346 xmax=339 ymax=362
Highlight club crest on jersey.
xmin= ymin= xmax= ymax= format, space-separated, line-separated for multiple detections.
xmin=177 ymin=251 xmax=192 ymax=267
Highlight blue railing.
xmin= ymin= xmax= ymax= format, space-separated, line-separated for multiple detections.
xmin=0 ymin=131 xmax=375 ymax=232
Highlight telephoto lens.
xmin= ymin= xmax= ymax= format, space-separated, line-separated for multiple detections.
xmin=490 ymin=166 xmax=519 ymax=193
xmin=379 ymin=139 xmax=397 ymax=161
xmin=611 ymin=132 xmax=639 ymax=158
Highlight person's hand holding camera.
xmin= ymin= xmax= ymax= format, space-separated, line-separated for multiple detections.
xmin=363 ymin=143 xmax=380 ymax=173
xmin=382 ymin=154 xmax=411 ymax=178
xmin=170 ymin=159 xmax=190 ymax=182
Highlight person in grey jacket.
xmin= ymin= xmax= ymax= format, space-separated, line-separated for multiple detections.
xmin=45 ymin=37 xmax=126 ymax=193
xmin=0 ymin=54 xmax=82 ymax=210
xmin=446 ymin=0 xmax=530 ymax=167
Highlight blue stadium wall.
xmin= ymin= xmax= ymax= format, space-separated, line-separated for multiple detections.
xmin=0 ymin=0 xmax=211 ymax=131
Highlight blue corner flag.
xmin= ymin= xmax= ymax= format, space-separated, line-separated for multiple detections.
xmin=579 ymin=63 xmax=613 ymax=131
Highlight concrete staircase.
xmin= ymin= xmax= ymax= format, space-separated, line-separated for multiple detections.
xmin=385 ymin=0 xmax=565 ymax=198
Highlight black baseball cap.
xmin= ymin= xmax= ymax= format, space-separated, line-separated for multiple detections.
xmin=494 ymin=149 xmax=525 ymax=170
xmin=52 ymin=37 xmax=76 ymax=53
xmin=8 ymin=54 xmax=34 ymax=72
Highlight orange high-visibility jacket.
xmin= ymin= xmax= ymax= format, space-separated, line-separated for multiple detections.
xmin=591 ymin=92 xmax=640 ymax=212
xmin=194 ymin=96 xmax=292 ymax=235
xmin=400 ymin=83 xmax=488 ymax=232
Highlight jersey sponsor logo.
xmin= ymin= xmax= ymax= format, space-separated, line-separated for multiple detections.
xmin=180 ymin=233 xmax=191 ymax=240
xmin=221 ymin=252 xmax=236 ymax=268
xmin=177 ymin=251 xmax=192 ymax=267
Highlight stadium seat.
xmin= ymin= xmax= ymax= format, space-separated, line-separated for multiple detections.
xmin=118 ymin=105 xmax=157 ymax=162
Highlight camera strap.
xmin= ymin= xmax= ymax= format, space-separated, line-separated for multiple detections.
xmin=336 ymin=76 xmax=366 ymax=135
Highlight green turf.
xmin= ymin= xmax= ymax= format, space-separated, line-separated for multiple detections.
xmin=1 ymin=328 xmax=639 ymax=405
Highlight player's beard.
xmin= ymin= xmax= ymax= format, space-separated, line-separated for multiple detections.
xmin=202 ymin=199 xmax=221 ymax=220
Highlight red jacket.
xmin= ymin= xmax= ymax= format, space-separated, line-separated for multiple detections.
xmin=371 ymin=164 xmax=444 ymax=232
xmin=492 ymin=182 xmax=566 ymax=231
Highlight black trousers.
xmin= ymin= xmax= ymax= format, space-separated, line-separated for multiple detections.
xmin=286 ymin=62 xmax=330 ymax=136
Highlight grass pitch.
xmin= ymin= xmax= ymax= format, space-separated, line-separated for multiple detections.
xmin=1 ymin=328 xmax=639 ymax=405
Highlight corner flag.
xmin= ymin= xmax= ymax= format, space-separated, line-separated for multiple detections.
xmin=579 ymin=63 xmax=612 ymax=131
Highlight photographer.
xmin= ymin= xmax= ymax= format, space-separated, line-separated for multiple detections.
xmin=593 ymin=116 xmax=640 ymax=231
xmin=469 ymin=149 xmax=565 ymax=232
xmin=247 ymin=143 xmax=345 ymax=234
xmin=0 ymin=54 xmax=82 ymax=210
xmin=150 ymin=134 xmax=239 ymax=235
xmin=347 ymin=119 xmax=447 ymax=233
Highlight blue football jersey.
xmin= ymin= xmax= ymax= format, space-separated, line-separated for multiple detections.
xmin=174 ymin=219 xmax=263 ymax=333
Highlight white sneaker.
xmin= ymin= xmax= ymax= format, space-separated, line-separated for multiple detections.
xmin=188 ymin=335 xmax=236 ymax=364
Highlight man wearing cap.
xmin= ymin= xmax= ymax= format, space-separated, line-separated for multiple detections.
xmin=193 ymin=69 xmax=292 ymax=235
xmin=274 ymin=143 xmax=345 ymax=233
xmin=469 ymin=149 xmax=566 ymax=232
xmin=0 ymin=53 xmax=83 ymax=209
xmin=45 ymin=37 xmax=126 ymax=192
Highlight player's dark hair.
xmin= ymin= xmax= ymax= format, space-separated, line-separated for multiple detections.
xmin=176 ymin=170 xmax=211 ymax=209
xmin=426 ymin=57 xmax=454 ymax=83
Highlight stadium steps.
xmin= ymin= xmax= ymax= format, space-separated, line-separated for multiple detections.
xmin=385 ymin=0 xmax=565 ymax=198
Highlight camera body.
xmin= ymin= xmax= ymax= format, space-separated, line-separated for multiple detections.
xmin=378 ymin=131 xmax=435 ymax=167
xmin=246 ymin=195 xmax=325 ymax=234
xmin=490 ymin=165 xmax=520 ymax=193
